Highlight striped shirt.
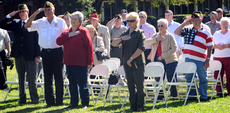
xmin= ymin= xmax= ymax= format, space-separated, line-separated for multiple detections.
xmin=180 ymin=27 xmax=213 ymax=62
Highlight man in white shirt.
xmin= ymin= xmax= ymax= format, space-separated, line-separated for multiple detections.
xmin=165 ymin=10 xmax=183 ymax=59
xmin=25 ymin=1 xmax=67 ymax=107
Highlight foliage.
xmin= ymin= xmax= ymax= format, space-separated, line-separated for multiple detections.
xmin=77 ymin=0 xmax=96 ymax=21
xmin=148 ymin=0 xmax=205 ymax=8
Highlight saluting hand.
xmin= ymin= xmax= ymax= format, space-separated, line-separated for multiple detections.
xmin=34 ymin=8 xmax=45 ymax=15
xmin=69 ymin=31 xmax=80 ymax=38
xmin=184 ymin=18 xmax=194 ymax=26
xmin=157 ymin=35 xmax=165 ymax=41
xmin=8 ymin=10 xmax=20 ymax=17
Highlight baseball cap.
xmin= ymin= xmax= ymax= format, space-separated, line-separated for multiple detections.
xmin=44 ymin=1 xmax=54 ymax=8
xmin=121 ymin=9 xmax=128 ymax=14
xmin=18 ymin=4 xmax=28 ymax=10
xmin=90 ymin=13 xmax=99 ymax=20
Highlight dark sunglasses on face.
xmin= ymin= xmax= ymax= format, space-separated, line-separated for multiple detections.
xmin=19 ymin=10 xmax=26 ymax=13
xmin=126 ymin=20 xmax=135 ymax=23
xmin=139 ymin=16 xmax=145 ymax=18
xmin=158 ymin=25 xmax=164 ymax=28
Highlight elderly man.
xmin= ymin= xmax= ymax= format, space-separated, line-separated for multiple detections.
xmin=120 ymin=9 xmax=129 ymax=28
xmin=25 ymin=1 xmax=67 ymax=107
xmin=106 ymin=14 xmax=127 ymax=59
xmin=216 ymin=8 xmax=223 ymax=22
xmin=0 ymin=4 xmax=40 ymax=104
xmin=174 ymin=12 xmax=213 ymax=101
xmin=57 ymin=11 xmax=93 ymax=109
xmin=165 ymin=10 xmax=183 ymax=59
xmin=205 ymin=11 xmax=221 ymax=35
xmin=139 ymin=11 xmax=156 ymax=64
xmin=202 ymin=8 xmax=210 ymax=24
xmin=90 ymin=13 xmax=110 ymax=55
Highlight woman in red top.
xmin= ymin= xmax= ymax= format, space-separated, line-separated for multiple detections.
xmin=56 ymin=11 xmax=93 ymax=109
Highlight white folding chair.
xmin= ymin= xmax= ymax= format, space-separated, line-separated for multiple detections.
xmin=102 ymin=60 xmax=119 ymax=72
xmin=108 ymin=57 xmax=120 ymax=67
xmin=207 ymin=60 xmax=224 ymax=99
xmin=88 ymin=64 xmax=110 ymax=106
xmin=144 ymin=63 xmax=165 ymax=110
xmin=103 ymin=65 xmax=129 ymax=108
xmin=63 ymin=65 xmax=70 ymax=97
xmin=165 ymin=62 xmax=199 ymax=106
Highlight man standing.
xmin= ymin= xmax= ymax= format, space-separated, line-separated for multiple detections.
xmin=25 ymin=1 xmax=67 ymax=107
xmin=120 ymin=9 xmax=129 ymax=28
xmin=0 ymin=4 xmax=40 ymax=104
xmin=90 ymin=13 xmax=110 ymax=55
xmin=216 ymin=8 xmax=223 ymax=22
xmin=205 ymin=11 xmax=221 ymax=35
xmin=174 ymin=12 xmax=213 ymax=101
xmin=106 ymin=14 xmax=127 ymax=59
xmin=0 ymin=28 xmax=11 ymax=91
xmin=165 ymin=10 xmax=183 ymax=59
xmin=202 ymin=8 xmax=210 ymax=24
xmin=138 ymin=11 xmax=156 ymax=64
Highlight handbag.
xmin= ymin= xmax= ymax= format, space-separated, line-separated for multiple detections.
xmin=95 ymin=37 xmax=110 ymax=60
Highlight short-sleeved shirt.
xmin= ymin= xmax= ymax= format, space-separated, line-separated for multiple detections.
xmin=0 ymin=28 xmax=10 ymax=51
xmin=180 ymin=26 xmax=214 ymax=62
xmin=139 ymin=22 xmax=156 ymax=49
xmin=29 ymin=16 xmax=67 ymax=49
xmin=205 ymin=21 xmax=221 ymax=35
xmin=167 ymin=21 xmax=183 ymax=51
xmin=213 ymin=30 xmax=230 ymax=58
xmin=108 ymin=24 xmax=127 ymax=43
xmin=119 ymin=27 xmax=146 ymax=65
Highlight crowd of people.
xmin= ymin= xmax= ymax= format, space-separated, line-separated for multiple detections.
xmin=0 ymin=1 xmax=229 ymax=112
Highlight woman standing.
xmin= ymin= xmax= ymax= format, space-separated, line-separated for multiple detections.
xmin=145 ymin=19 xmax=178 ymax=100
xmin=56 ymin=11 xmax=93 ymax=109
xmin=112 ymin=12 xmax=145 ymax=112
xmin=86 ymin=25 xmax=105 ymax=65
xmin=213 ymin=17 xmax=230 ymax=96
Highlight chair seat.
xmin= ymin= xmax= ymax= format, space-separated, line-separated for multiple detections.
xmin=166 ymin=82 xmax=195 ymax=86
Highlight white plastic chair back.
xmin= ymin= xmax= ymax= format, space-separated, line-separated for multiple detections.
xmin=90 ymin=64 xmax=110 ymax=76
xmin=207 ymin=60 xmax=222 ymax=71
xmin=118 ymin=65 xmax=126 ymax=76
xmin=146 ymin=62 xmax=164 ymax=68
xmin=144 ymin=65 xmax=164 ymax=78
xmin=175 ymin=62 xmax=197 ymax=73
xmin=108 ymin=57 xmax=120 ymax=67
xmin=178 ymin=57 xmax=185 ymax=64
xmin=102 ymin=60 xmax=118 ymax=71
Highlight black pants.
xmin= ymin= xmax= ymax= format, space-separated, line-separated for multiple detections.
xmin=144 ymin=49 xmax=151 ymax=65
xmin=0 ymin=50 xmax=7 ymax=90
xmin=41 ymin=48 xmax=63 ymax=105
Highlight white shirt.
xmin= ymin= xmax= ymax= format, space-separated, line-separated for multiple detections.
xmin=167 ymin=21 xmax=183 ymax=51
xmin=213 ymin=30 xmax=230 ymax=58
xmin=121 ymin=21 xmax=129 ymax=29
xmin=28 ymin=16 xmax=67 ymax=49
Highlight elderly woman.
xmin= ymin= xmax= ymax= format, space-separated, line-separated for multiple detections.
xmin=56 ymin=11 xmax=93 ymax=109
xmin=112 ymin=12 xmax=145 ymax=112
xmin=213 ymin=17 xmax=230 ymax=96
xmin=85 ymin=25 xmax=105 ymax=65
xmin=145 ymin=19 xmax=178 ymax=99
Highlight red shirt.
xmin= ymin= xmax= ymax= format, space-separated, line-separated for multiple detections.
xmin=156 ymin=41 xmax=162 ymax=56
xmin=56 ymin=26 xmax=93 ymax=66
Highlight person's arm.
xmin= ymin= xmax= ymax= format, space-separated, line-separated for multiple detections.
xmin=34 ymin=31 xmax=41 ymax=64
xmin=145 ymin=34 xmax=158 ymax=46
xmin=106 ymin=18 xmax=116 ymax=27
xmin=0 ymin=11 xmax=20 ymax=30
xmin=104 ymin=27 xmax=111 ymax=54
xmin=204 ymin=46 xmax=212 ymax=69
xmin=174 ymin=18 xmax=194 ymax=35
xmin=56 ymin=30 xmax=69 ymax=45
xmin=160 ymin=34 xmax=177 ymax=59
xmin=94 ymin=37 xmax=105 ymax=52
xmin=24 ymin=8 xmax=44 ymax=28
xmin=82 ymin=19 xmax=89 ymax=27
xmin=5 ymin=42 xmax=11 ymax=57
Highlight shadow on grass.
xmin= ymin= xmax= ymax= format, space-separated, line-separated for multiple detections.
xmin=7 ymin=106 xmax=44 ymax=113
xmin=91 ymin=102 xmax=130 ymax=112
xmin=0 ymin=98 xmax=18 ymax=110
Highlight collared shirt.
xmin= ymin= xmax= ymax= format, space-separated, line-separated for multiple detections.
xmin=138 ymin=22 xmax=156 ymax=49
xmin=108 ymin=25 xmax=127 ymax=47
xmin=180 ymin=26 xmax=214 ymax=62
xmin=56 ymin=26 xmax=94 ymax=66
xmin=213 ymin=30 xmax=230 ymax=58
xmin=205 ymin=21 xmax=221 ymax=35
xmin=0 ymin=28 xmax=10 ymax=52
xmin=167 ymin=21 xmax=183 ymax=51
xmin=121 ymin=21 xmax=129 ymax=29
xmin=95 ymin=24 xmax=110 ymax=54
xmin=29 ymin=16 xmax=67 ymax=49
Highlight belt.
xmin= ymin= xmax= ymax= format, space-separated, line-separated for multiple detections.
xmin=42 ymin=47 xmax=62 ymax=52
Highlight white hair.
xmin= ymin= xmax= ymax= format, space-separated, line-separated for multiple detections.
xmin=71 ymin=11 xmax=84 ymax=23
xmin=220 ymin=17 xmax=230 ymax=26
xmin=157 ymin=19 xmax=168 ymax=27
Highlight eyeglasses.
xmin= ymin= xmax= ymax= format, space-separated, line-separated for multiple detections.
xmin=126 ymin=20 xmax=135 ymax=23
xmin=19 ymin=10 xmax=26 ymax=13
xmin=157 ymin=25 xmax=164 ymax=28
xmin=139 ymin=16 xmax=145 ymax=18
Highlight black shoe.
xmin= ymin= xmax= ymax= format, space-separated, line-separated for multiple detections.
xmin=187 ymin=98 xmax=197 ymax=101
xmin=65 ymin=105 xmax=78 ymax=109
xmin=55 ymin=103 xmax=63 ymax=106
xmin=18 ymin=101 xmax=26 ymax=105
xmin=200 ymin=98 xmax=209 ymax=102
xmin=127 ymin=108 xmax=137 ymax=112
xmin=31 ymin=101 xmax=39 ymax=104
xmin=46 ymin=104 xmax=55 ymax=108
xmin=137 ymin=108 xmax=144 ymax=112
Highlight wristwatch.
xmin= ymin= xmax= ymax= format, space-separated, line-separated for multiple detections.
xmin=206 ymin=57 xmax=210 ymax=60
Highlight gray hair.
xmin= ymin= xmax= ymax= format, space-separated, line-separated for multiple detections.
xmin=220 ymin=17 xmax=230 ymax=26
xmin=157 ymin=19 xmax=168 ymax=27
xmin=71 ymin=11 xmax=84 ymax=23
xmin=210 ymin=11 xmax=217 ymax=17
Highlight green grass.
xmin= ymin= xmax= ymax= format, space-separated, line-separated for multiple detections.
xmin=0 ymin=66 xmax=230 ymax=113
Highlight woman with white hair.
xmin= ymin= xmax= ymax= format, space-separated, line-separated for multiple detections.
xmin=213 ymin=17 xmax=230 ymax=96
xmin=56 ymin=11 xmax=93 ymax=109
xmin=145 ymin=18 xmax=178 ymax=100
xmin=112 ymin=12 xmax=145 ymax=112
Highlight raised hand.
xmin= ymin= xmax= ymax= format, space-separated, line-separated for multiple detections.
xmin=34 ymin=8 xmax=45 ymax=15
xmin=69 ymin=31 xmax=80 ymax=37
xmin=8 ymin=10 xmax=20 ymax=17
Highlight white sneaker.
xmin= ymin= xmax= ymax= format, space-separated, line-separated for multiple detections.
xmin=83 ymin=106 xmax=87 ymax=109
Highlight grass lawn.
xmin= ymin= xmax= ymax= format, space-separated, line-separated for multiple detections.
xmin=0 ymin=66 xmax=230 ymax=113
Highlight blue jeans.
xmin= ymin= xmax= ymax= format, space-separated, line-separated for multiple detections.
xmin=185 ymin=58 xmax=208 ymax=99
xmin=154 ymin=56 xmax=178 ymax=97
xmin=66 ymin=65 xmax=89 ymax=106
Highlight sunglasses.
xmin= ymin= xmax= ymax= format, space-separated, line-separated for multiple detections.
xmin=139 ymin=16 xmax=145 ymax=18
xmin=19 ymin=10 xmax=27 ymax=13
xmin=158 ymin=25 xmax=164 ymax=28
xmin=126 ymin=20 xmax=135 ymax=23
